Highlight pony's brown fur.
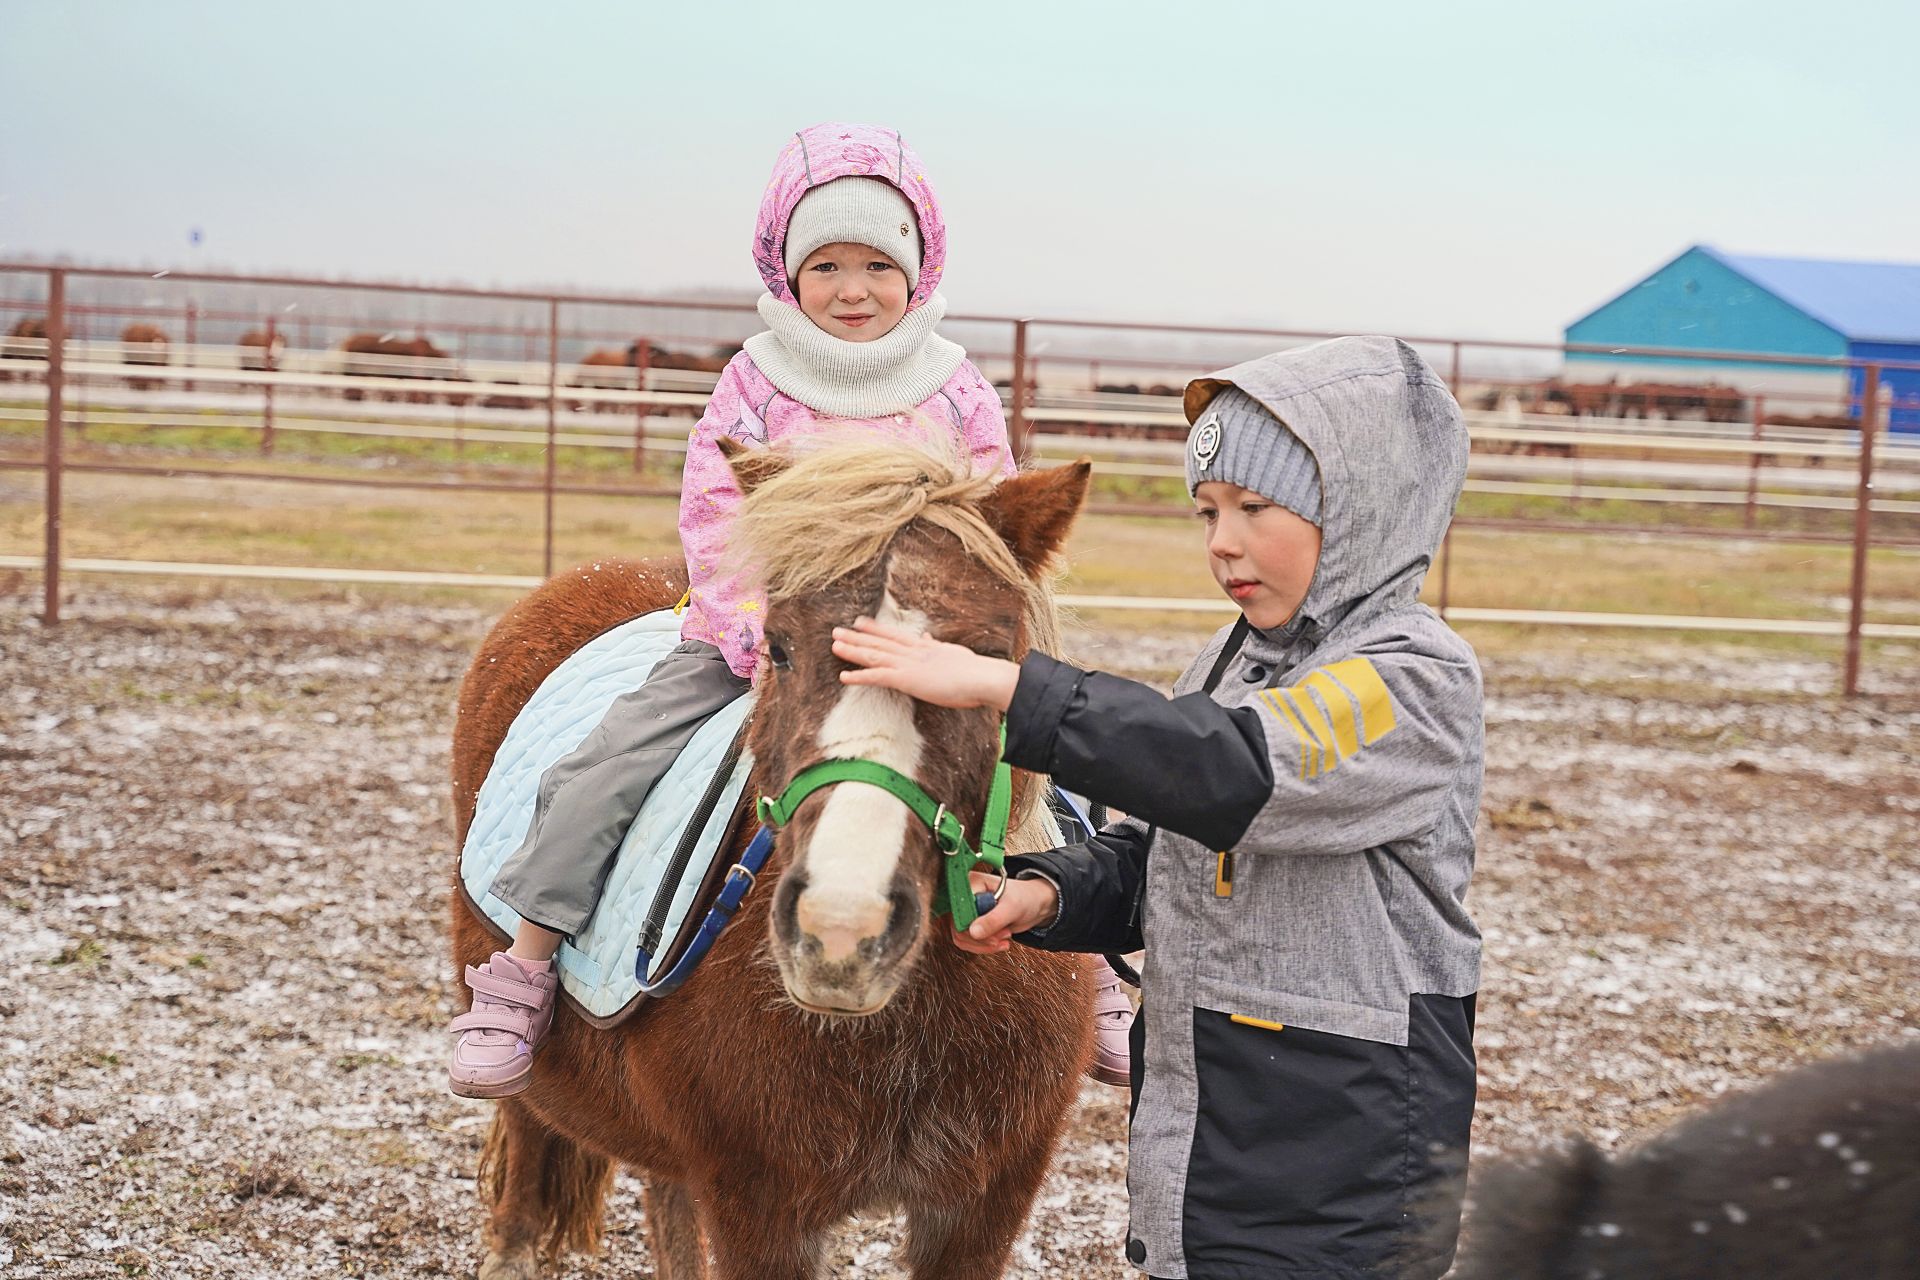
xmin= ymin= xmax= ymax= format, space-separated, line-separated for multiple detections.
xmin=449 ymin=446 xmax=1096 ymax=1279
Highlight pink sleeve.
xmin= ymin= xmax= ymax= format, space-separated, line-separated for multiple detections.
xmin=953 ymin=360 xmax=1017 ymax=478
xmin=678 ymin=356 xmax=764 ymax=680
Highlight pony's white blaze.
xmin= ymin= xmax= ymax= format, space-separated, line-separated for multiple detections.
xmin=798 ymin=593 xmax=929 ymax=961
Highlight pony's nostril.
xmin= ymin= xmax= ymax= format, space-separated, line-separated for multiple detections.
xmin=795 ymin=891 xmax=890 ymax=965
xmin=886 ymin=887 xmax=919 ymax=944
xmin=771 ymin=868 xmax=808 ymax=950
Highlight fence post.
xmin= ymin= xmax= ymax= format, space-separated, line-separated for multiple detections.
xmin=1010 ymin=318 xmax=1030 ymax=463
xmin=1842 ymin=366 xmax=1879 ymax=696
xmin=43 ymin=269 xmax=66 ymax=626
xmin=183 ymin=300 xmax=197 ymax=393
xmin=260 ymin=316 xmax=277 ymax=455
xmin=1744 ymin=394 xmax=1764 ymax=529
xmin=544 ymin=298 xmax=559 ymax=578
xmin=632 ymin=336 xmax=650 ymax=474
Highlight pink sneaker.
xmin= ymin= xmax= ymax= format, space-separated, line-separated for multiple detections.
xmin=1087 ymin=955 xmax=1135 ymax=1088
xmin=449 ymin=951 xmax=558 ymax=1099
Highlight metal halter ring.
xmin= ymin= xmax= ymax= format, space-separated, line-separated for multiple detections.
xmin=985 ymin=864 xmax=1009 ymax=903
xmin=933 ymin=802 xmax=964 ymax=856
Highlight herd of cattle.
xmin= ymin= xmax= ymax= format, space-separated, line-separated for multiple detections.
xmin=0 ymin=316 xmax=737 ymax=408
xmin=0 ymin=314 xmax=1863 ymax=435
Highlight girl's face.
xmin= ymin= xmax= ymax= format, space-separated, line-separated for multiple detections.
xmin=794 ymin=242 xmax=911 ymax=342
xmin=1194 ymin=480 xmax=1323 ymax=630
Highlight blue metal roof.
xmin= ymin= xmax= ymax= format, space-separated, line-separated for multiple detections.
xmin=1704 ymin=246 xmax=1920 ymax=345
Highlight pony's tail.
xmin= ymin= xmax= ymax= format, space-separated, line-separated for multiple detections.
xmin=478 ymin=1108 xmax=615 ymax=1260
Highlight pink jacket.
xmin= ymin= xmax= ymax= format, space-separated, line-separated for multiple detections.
xmin=679 ymin=124 xmax=1014 ymax=679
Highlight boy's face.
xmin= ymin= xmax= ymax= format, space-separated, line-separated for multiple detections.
xmin=794 ymin=242 xmax=911 ymax=342
xmin=1194 ymin=480 xmax=1322 ymax=630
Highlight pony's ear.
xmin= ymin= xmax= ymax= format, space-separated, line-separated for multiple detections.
xmin=978 ymin=460 xmax=1092 ymax=578
xmin=718 ymin=436 xmax=788 ymax=495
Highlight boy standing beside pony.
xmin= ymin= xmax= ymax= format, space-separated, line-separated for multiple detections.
xmin=836 ymin=336 xmax=1484 ymax=1279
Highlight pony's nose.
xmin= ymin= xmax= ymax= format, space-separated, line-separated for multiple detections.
xmin=794 ymin=890 xmax=892 ymax=964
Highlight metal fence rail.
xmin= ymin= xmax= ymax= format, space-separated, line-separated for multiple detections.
xmin=6 ymin=261 xmax=1916 ymax=694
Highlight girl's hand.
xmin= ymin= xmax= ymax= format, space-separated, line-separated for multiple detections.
xmin=831 ymin=617 xmax=1019 ymax=711
xmin=951 ymin=871 xmax=1058 ymax=954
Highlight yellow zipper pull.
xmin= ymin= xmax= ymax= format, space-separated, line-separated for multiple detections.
xmin=1214 ymin=849 xmax=1234 ymax=898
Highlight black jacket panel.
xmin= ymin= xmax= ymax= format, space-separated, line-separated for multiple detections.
xmin=1005 ymin=653 xmax=1274 ymax=852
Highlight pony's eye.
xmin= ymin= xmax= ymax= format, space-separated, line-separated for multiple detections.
xmin=767 ymin=639 xmax=792 ymax=669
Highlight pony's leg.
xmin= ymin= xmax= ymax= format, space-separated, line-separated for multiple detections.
xmin=641 ymin=1179 xmax=708 ymax=1280
xmin=700 ymin=1181 xmax=830 ymax=1280
xmin=904 ymin=1159 xmax=1053 ymax=1280
xmin=476 ymin=1099 xmax=614 ymax=1280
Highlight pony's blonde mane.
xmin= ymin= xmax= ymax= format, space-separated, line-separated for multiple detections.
xmin=728 ymin=435 xmax=1062 ymax=660
xmin=729 ymin=435 xmax=1065 ymax=836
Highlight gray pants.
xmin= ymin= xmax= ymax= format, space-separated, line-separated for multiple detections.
xmin=489 ymin=640 xmax=749 ymax=938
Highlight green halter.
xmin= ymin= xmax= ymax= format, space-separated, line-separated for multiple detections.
xmin=755 ymin=726 xmax=1013 ymax=933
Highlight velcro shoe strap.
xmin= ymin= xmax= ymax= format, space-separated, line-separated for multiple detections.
xmin=1093 ymin=976 xmax=1134 ymax=1018
xmin=465 ymin=964 xmax=550 ymax=1009
xmin=452 ymin=1007 xmax=533 ymax=1040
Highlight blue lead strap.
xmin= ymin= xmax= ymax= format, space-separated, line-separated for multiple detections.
xmin=633 ymin=824 xmax=777 ymax=997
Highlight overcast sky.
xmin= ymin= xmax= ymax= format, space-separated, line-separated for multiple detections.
xmin=4 ymin=0 xmax=1916 ymax=343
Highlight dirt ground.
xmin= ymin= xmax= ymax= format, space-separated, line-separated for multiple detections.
xmin=2 ymin=585 xmax=1916 ymax=1278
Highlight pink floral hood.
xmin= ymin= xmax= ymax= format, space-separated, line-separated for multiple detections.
xmin=753 ymin=123 xmax=947 ymax=312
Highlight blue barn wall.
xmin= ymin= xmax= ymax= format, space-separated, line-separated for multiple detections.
xmin=1567 ymin=246 xmax=1918 ymax=434
xmin=1566 ymin=246 xmax=1847 ymax=370
xmin=1847 ymin=341 xmax=1920 ymax=433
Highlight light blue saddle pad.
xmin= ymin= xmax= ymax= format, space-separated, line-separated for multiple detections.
xmin=460 ymin=610 xmax=755 ymax=1020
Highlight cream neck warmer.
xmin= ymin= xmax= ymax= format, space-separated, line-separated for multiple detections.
xmin=744 ymin=293 xmax=966 ymax=417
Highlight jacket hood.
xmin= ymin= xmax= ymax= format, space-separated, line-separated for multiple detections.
xmin=1185 ymin=336 xmax=1468 ymax=632
xmin=753 ymin=123 xmax=946 ymax=313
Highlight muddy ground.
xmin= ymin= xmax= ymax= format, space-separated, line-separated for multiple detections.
xmin=2 ymin=586 xmax=1916 ymax=1277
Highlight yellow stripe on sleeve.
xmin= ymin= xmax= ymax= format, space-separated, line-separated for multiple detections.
xmin=1284 ymin=687 xmax=1340 ymax=774
xmin=1258 ymin=689 xmax=1314 ymax=780
xmin=1301 ymin=670 xmax=1364 ymax=759
xmin=1320 ymin=658 xmax=1398 ymax=745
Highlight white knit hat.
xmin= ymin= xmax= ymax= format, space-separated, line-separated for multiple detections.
xmin=782 ymin=177 xmax=923 ymax=286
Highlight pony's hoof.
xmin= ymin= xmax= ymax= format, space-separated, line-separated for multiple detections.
xmin=478 ymin=1247 xmax=541 ymax=1280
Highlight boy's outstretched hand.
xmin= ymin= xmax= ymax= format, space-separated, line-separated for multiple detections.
xmin=831 ymin=617 xmax=1020 ymax=711
xmin=952 ymin=870 xmax=1058 ymax=954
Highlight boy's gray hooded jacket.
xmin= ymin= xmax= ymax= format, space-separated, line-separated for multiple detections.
xmin=1003 ymin=337 xmax=1484 ymax=1279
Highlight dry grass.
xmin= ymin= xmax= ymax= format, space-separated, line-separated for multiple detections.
xmin=3 ymin=461 xmax=1918 ymax=684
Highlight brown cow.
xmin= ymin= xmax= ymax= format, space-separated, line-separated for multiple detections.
xmin=237 ymin=328 xmax=284 ymax=373
xmin=121 ymin=322 xmax=170 ymax=391
xmin=0 ymin=317 xmax=47 ymax=384
xmin=339 ymin=332 xmax=450 ymax=402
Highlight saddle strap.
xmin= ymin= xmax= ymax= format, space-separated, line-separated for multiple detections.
xmin=634 ymin=824 xmax=778 ymax=997
xmin=639 ymin=712 xmax=752 ymax=956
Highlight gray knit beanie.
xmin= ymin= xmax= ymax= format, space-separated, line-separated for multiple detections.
xmin=782 ymin=177 xmax=923 ymax=285
xmin=1184 ymin=385 xmax=1322 ymax=526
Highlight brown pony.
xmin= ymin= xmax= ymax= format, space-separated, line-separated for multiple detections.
xmin=449 ymin=439 xmax=1098 ymax=1279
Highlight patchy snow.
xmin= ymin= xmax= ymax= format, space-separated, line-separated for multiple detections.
xmin=1 ymin=587 xmax=1915 ymax=1277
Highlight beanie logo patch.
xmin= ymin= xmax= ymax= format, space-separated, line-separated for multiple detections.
xmin=1192 ymin=413 xmax=1222 ymax=470
xmin=899 ymin=222 xmax=912 ymax=237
